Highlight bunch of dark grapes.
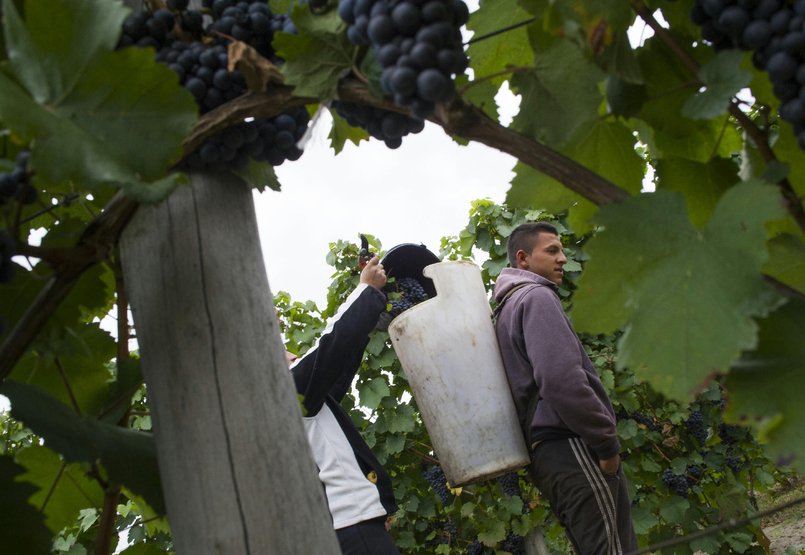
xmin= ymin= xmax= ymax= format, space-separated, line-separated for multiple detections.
xmin=0 ymin=229 xmax=17 ymax=335
xmin=684 ymin=409 xmax=708 ymax=446
xmin=496 ymin=473 xmax=520 ymax=498
xmin=466 ymin=539 xmax=486 ymax=555
xmin=662 ymin=468 xmax=691 ymax=497
xmin=500 ymin=533 xmax=526 ymax=555
xmin=332 ymin=100 xmax=425 ymax=148
xmin=203 ymin=0 xmax=293 ymax=61
xmin=689 ymin=0 xmax=805 ymax=149
xmin=0 ymin=152 xmax=35 ymax=207
xmin=422 ymin=464 xmax=451 ymax=505
xmin=616 ymin=408 xmax=661 ymax=431
xmin=184 ymin=107 xmax=310 ymax=171
xmin=157 ymin=41 xmax=248 ymax=113
xmin=389 ymin=277 xmax=429 ymax=316
xmin=338 ymin=0 xmax=470 ymax=118
xmin=725 ymin=450 xmax=744 ymax=472
xmin=686 ymin=465 xmax=703 ymax=487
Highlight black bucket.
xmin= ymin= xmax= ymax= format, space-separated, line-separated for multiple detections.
xmin=380 ymin=243 xmax=441 ymax=298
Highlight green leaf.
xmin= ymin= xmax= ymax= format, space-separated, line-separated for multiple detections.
xmin=511 ymin=40 xmax=604 ymax=147
xmin=630 ymin=505 xmax=658 ymax=535
xmin=14 ymin=446 xmax=104 ymax=534
xmin=606 ymin=76 xmax=647 ymax=119
xmin=762 ymin=233 xmax=805 ymax=294
xmin=0 ymin=0 xmax=197 ymax=200
xmin=0 ymin=454 xmax=53 ymax=555
xmin=359 ymin=48 xmax=384 ymax=99
xmin=682 ymin=51 xmax=752 ymax=120
xmin=100 ymin=357 xmax=143 ymax=425
xmin=637 ymin=37 xmax=741 ymax=162
xmin=690 ymin=532 xmax=723 ymax=554
xmin=0 ymin=0 xmax=24 ymax=62
xmin=654 ymin=156 xmax=740 ymax=229
xmin=273 ymin=6 xmax=358 ymax=100
xmin=597 ymin=32 xmax=644 ymax=84
xmin=573 ymin=0 xmax=634 ymax=33
xmin=506 ymin=121 xmax=643 ymax=233
xmin=9 ymin=322 xmax=116 ymax=417
xmin=1 ymin=380 xmax=165 ymax=516
xmin=232 ymin=159 xmax=281 ymax=192
xmin=358 ymin=377 xmax=390 ymax=410
xmin=328 ymin=108 xmax=369 ymax=155
xmin=456 ymin=74 xmax=499 ymax=122
xmin=726 ymin=298 xmax=805 ymax=472
xmin=773 ymin=122 xmax=805 ymax=197
xmin=118 ymin=545 xmax=171 ymax=555
xmin=572 ymin=181 xmax=785 ymax=401
xmin=658 ymin=496 xmax=689 ymax=523
xmin=384 ymin=433 xmax=405 ymax=454
xmin=387 ymin=404 xmax=416 ymax=434
xmin=466 ymin=0 xmax=534 ymax=88
xmin=477 ymin=519 xmax=507 ymax=546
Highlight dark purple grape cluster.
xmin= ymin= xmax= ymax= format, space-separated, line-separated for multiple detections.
xmin=725 ymin=450 xmax=744 ymax=471
xmin=332 ymin=100 xmax=425 ymax=148
xmin=422 ymin=464 xmax=451 ymax=505
xmin=203 ymin=0 xmax=293 ymax=61
xmin=684 ymin=409 xmax=708 ymax=446
xmin=686 ymin=464 xmax=703 ymax=486
xmin=389 ymin=277 xmax=429 ymax=316
xmin=500 ymin=533 xmax=526 ymax=555
xmin=466 ymin=539 xmax=485 ymax=555
xmin=0 ymin=152 xmax=35 ymax=207
xmin=157 ymin=41 xmax=248 ymax=114
xmin=338 ymin=0 xmax=470 ymax=118
xmin=615 ymin=408 xmax=661 ymax=431
xmin=690 ymin=0 xmax=805 ymax=149
xmin=662 ymin=468 xmax=691 ymax=497
xmin=496 ymin=473 xmax=520 ymax=498
xmin=184 ymin=107 xmax=310 ymax=171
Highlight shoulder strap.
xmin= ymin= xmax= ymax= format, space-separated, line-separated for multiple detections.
xmin=491 ymin=283 xmax=533 ymax=326
xmin=491 ymin=282 xmax=540 ymax=457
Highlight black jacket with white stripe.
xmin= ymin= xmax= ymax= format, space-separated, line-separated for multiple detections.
xmin=290 ymin=284 xmax=399 ymax=529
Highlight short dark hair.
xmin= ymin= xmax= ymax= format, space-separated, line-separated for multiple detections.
xmin=506 ymin=222 xmax=559 ymax=267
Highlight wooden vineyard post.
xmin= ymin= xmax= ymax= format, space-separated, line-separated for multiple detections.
xmin=119 ymin=171 xmax=341 ymax=555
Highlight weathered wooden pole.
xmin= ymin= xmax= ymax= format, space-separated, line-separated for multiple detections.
xmin=119 ymin=171 xmax=341 ymax=555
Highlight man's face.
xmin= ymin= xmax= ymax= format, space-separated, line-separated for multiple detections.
xmin=518 ymin=233 xmax=567 ymax=285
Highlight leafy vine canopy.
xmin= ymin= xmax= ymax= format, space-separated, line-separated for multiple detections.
xmin=0 ymin=0 xmax=804 ymax=552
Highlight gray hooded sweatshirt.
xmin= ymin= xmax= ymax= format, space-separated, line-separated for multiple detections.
xmin=494 ymin=268 xmax=620 ymax=460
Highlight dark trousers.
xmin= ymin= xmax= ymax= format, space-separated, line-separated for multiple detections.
xmin=336 ymin=516 xmax=400 ymax=555
xmin=529 ymin=438 xmax=639 ymax=555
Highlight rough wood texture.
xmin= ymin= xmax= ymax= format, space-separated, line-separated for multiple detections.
xmin=119 ymin=172 xmax=340 ymax=555
xmin=525 ymin=527 xmax=551 ymax=555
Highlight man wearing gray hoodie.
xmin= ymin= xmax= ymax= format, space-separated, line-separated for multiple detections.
xmin=494 ymin=222 xmax=638 ymax=555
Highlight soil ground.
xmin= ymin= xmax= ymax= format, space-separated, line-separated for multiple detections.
xmin=759 ymin=474 xmax=805 ymax=555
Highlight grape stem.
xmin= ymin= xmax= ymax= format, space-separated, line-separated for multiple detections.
xmin=39 ymin=462 xmax=67 ymax=513
xmin=631 ymin=0 xmax=805 ymax=238
xmin=624 ymin=494 xmax=805 ymax=555
xmin=55 ymin=356 xmax=82 ymax=415
xmin=631 ymin=385 xmax=662 ymax=425
xmin=458 ymin=65 xmax=533 ymax=95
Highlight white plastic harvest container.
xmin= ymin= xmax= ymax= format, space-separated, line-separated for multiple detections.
xmin=388 ymin=260 xmax=530 ymax=487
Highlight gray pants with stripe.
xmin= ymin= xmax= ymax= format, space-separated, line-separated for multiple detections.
xmin=529 ymin=438 xmax=639 ymax=555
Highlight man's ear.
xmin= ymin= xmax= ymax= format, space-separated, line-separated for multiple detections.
xmin=515 ymin=249 xmax=528 ymax=270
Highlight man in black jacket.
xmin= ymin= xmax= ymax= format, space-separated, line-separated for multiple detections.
xmin=288 ymin=256 xmax=399 ymax=555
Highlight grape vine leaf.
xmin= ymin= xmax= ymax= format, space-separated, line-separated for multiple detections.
xmin=606 ymin=76 xmax=647 ymax=119
xmin=0 ymin=455 xmax=52 ymax=555
xmin=232 ymin=159 xmax=281 ymax=192
xmin=637 ymin=37 xmax=741 ymax=162
xmin=762 ymin=234 xmax=805 ymax=294
xmin=455 ymin=74 xmax=499 ymax=123
xmin=726 ymin=298 xmax=805 ymax=472
xmin=358 ymin=377 xmax=390 ymax=410
xmin=596 ymin=32 xmax=644 ymax=85
xmin=9 ymin=322 xmax=116 ymax=417
xmin=328 ymin=109 xmax=368 ymax=155
xmin=506 ymin=121 xmax=643 ymax=233
xmin=466 ymin=0 xmax=535 ymax=88
xmin=511 ymin=39 xmax=604 ymax=147
xmin=571 ymin=181 xmax=785 ymax=401
xmin=629 ymin=505 xmax=658 ymax=535
xmin=0 ymin=0 xmax=197 ymax=202
xmin=100 ymin=357 xmax=143 ymax=425
xmin=119 ymin=546 xmax=171 ymax=555
xmin=14 ymin=446 xmax=104 ymax=534
xmin=772 ymin=122 xmax=805 ymax=197
xmin=681 ymin=51 xmax=752 ymax=121
xmin=0 ymin=380 xmax=165 ymax=515
xmin=0 ymin=0 xmax=24 ymax=62
xmin=572 ymin=0 xmax=634 ymax=34
xmin=654 ymin=156 xmax=740 ymax=229
xmin=273 ymin=6 xmax=358 ymax=100
xmin=359 ymin=48 xmax=384 ymax=99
